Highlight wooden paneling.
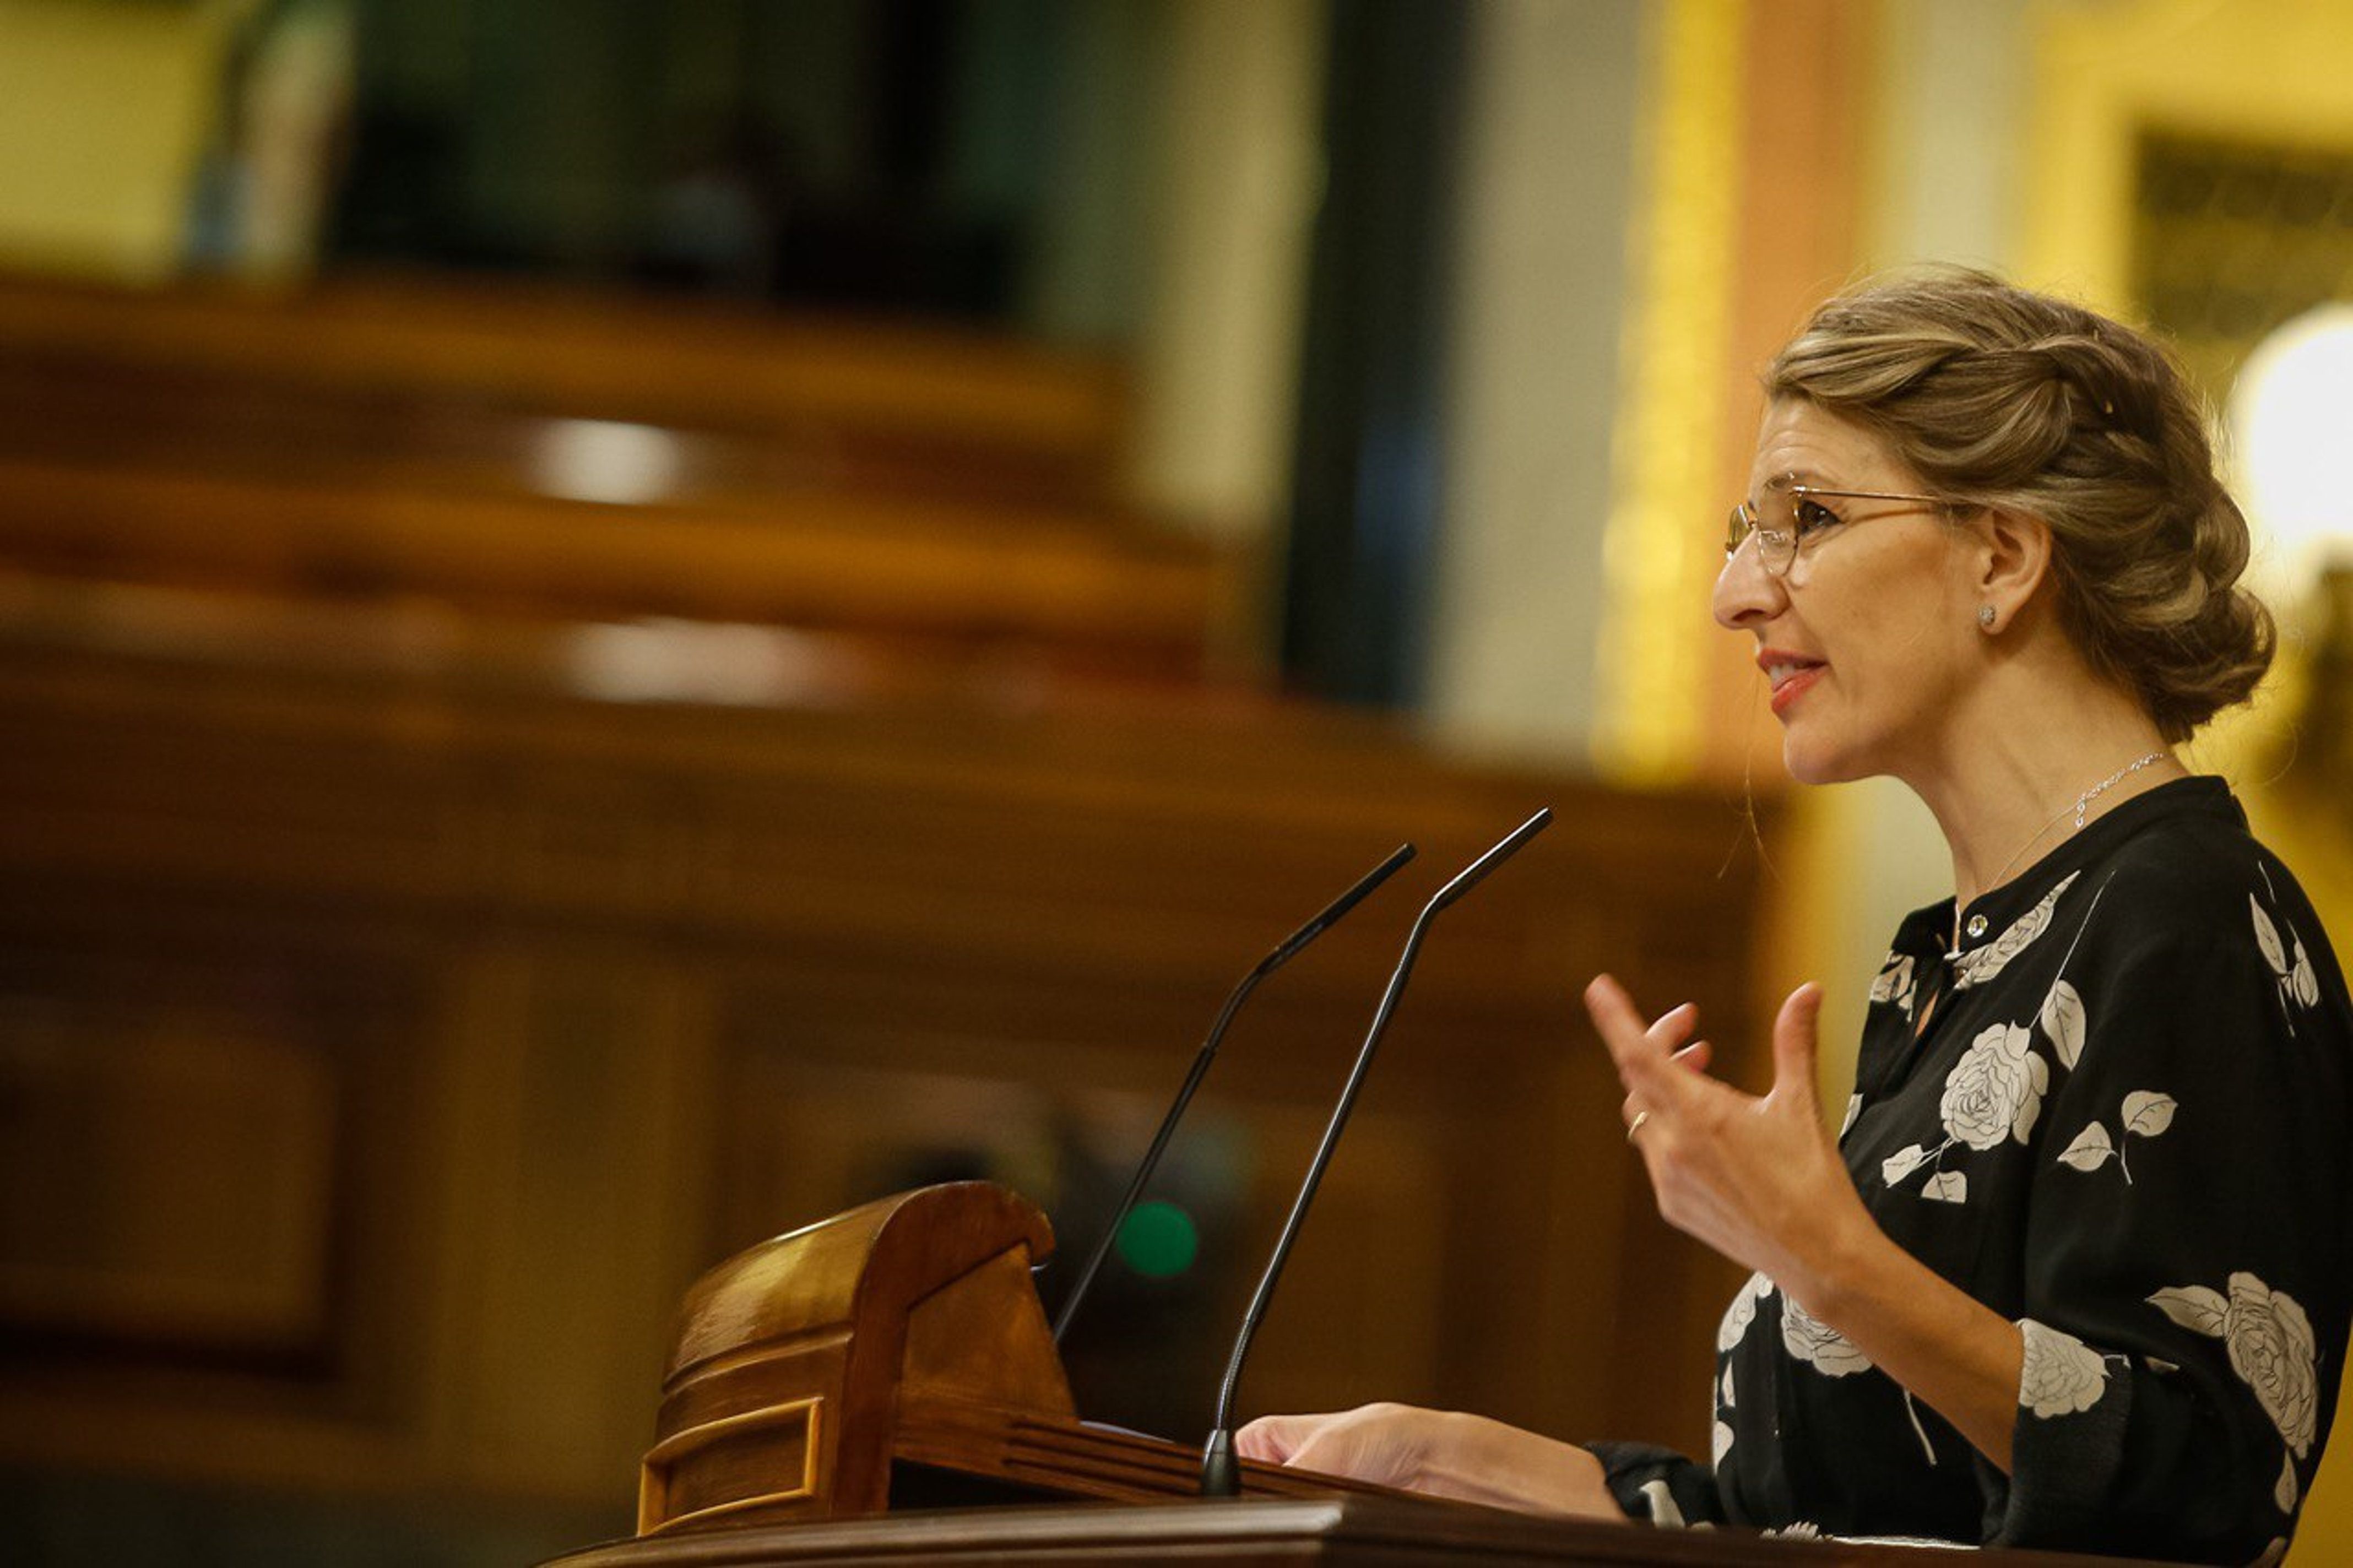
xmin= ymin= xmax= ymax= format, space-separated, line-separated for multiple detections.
xmin=0 ymin=1013 xmax=338 ymax=1350
xmin=0 ymin=271 xmax=1770 ymax=1539
xmin=0 ymin=896 xmax=444 ymax=1483
xmin=0 ymin=633 xmax=1767 ymax=1509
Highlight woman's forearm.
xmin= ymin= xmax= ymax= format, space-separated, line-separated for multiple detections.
xmin=1794 ymin=1222 xmax=2025 ymax=1472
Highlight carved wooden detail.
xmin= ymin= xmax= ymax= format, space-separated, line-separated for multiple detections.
xmin=0 ymin=639 xmax=1764 ymax=1505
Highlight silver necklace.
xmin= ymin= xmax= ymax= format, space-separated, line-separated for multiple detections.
xmin=1948 ymin=750 xmax=2168 ymax=958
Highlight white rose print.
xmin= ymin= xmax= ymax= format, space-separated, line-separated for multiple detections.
xmin=2055 ymin=1090 xmax=2176 ymax=1184
xmin=1635 ymin=1479 xmax=1686 ymax=1528
xmin=1942 ymin=1022 xmax=2048 ymax=1148
xmin=1882 ymin=1143 xmax=1929 ymax=1186
xmin=1878 ymin=1023 xmax=2051 ymax=1206
xmin=2150 ymin=1273 xmax=2318 ymax=1512
xmin=1869 ymin=951 xmax=1917 ymax=1017
xmin=2038 ymin=978 xmax=2086 ymax=1069
xmin=1919 ymin=1170 xmax=1968 ymax=1203
xmin=2017 ymin=1319 xmax=2109 ymax=1418
xmin=2251 ymin=880 xmax=2322 ymax=1028
xmin=1717 ymin=1271 xmax=1771 ymax=1353
xmin=1952 ymin=871 xmax=2080 ymax=991
xmin=2226 ymin=1278 xmax=2320 ymax=1460
xmin=1898 ymin=1389 xmax=1939 ymax=1467
xmin=1780 ymin=1294 xmax=1873 ymax=1377
xmin=2026 ymin=874 xmax=2113 ymax=1072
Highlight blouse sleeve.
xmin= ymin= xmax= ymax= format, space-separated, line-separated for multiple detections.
xmin=1987 ymin=859 xmax=2350 ymax=1564
xmin=1583 ymin=1441 xmax=1723 ymax=1527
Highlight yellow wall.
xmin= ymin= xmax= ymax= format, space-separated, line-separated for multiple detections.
xmin=0 ymin=0 xmax=253 ymax=281
xmin=2020 ymin=0 xmax=2353 ymax=308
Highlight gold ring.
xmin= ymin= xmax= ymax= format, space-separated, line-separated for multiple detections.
xmin=1627 ymin=1110 xmax=1651 ymax=1143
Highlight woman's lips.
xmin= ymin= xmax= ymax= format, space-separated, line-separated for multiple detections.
xmin=1763 ymin=658 xmax=1825 ymax=716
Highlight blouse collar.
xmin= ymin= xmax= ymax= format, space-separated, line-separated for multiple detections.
xmin=1897 ymin=775 xmax=2243 ymax=964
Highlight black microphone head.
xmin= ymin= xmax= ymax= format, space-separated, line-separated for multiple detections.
xmin=1268 ymin=842 xmax=1415 ymax=966
xmin=1428 ymin=807 xmax=1550 ymax=911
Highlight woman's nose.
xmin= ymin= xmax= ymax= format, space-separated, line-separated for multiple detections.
xmin=1712 ymin=534 xmax=1783 ymax=630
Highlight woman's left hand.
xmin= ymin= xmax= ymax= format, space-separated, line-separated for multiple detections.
xmin=1585 ymin=974 xmax=1872 ymax=1304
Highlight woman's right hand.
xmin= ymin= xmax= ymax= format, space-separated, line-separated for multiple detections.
xmin=1235 ymin=1402 xmax=1445 ymax=1490
xmin=1235 ymin=1403 xmax=1625 ymax=1520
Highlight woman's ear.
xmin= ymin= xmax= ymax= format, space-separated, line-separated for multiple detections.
xmin=1970 ymin=508 xmax=2054 ymax=634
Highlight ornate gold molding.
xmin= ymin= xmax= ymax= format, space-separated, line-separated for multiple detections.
xmin=1593 ymin=0 xmax=1747 ymax=783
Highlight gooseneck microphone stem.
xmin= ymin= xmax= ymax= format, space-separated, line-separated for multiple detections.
xmin=1201 ymin=809 xmax=1552 ymax=1498
xmin=1050 ymin=843 xmax=1417 ymax=1348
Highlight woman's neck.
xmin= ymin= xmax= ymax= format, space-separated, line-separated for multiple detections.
xmin=1906 ymin=680 xmax=2182 ymax=912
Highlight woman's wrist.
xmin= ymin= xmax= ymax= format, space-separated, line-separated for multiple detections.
xmin=1775 ymin=1191 xmax=1888 ymax=1325
xmin=1414 ymin=1412 xmax=1624 ymax=1520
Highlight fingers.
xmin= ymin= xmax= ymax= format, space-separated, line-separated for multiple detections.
xmin=1235 ymin=1405 xmax=1440 ymax=1491
xmin=1769 ymin=983 xmax=1826 ymax=1116
xmin=1632 ymin=1043 xmax=1713 ymax=1111
xmin=1235 ymin=1412 xmax=1326 ymax=1463
xmin=1624 ymin=1041 xmax=1713 ymax=1134
xmin=1584 ymin=975 xmax=1703 ymax=1110
xmin=1284 ymin=1421 xmax=1373 ymax=1476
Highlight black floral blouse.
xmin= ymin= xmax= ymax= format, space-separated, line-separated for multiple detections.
xmin=1591 ymin=778 xmax=2353 ymax=1564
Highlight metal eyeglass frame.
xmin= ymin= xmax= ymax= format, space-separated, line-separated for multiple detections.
xmin=1726 ymin=477 xmax=1957 ymax=576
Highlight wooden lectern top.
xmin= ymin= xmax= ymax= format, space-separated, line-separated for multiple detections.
xmin=563 ymin=1494 xmax=2182 ymax=1567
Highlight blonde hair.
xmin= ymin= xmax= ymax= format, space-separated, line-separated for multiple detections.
xmin=1765 ymin=267 xmax=2273 ymax=743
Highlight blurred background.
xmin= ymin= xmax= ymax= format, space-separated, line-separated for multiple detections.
xmin=2 ymin=0 xmax=2351 ymax=1562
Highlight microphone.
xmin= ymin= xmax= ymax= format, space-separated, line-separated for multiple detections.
xmin=1049 ymin=842 xmax=1418 ymax=1347
xmin=1199 ymin=808 xmax=1553 ymax=1498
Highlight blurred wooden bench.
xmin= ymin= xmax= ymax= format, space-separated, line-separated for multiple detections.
xmin=0 ymin=272 xmax=1232 ymax=671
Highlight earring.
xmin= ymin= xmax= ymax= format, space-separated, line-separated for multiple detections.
xmin=1978 ymin=604 xmax=1998 ymax=630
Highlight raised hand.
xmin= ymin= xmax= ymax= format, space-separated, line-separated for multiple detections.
xmin=1586 ymin=974 xmax=1870 ymax=1305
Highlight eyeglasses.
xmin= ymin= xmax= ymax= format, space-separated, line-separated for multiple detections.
xmin=1725 ymin=475 xmax=1958 ymax=576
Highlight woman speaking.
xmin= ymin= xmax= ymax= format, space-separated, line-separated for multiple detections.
xmin=1237 ymin=270 xmax=2353 ymax=1564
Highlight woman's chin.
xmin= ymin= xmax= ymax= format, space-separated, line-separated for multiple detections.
xmin=1780 ymin=732 xmax=1868 ymax=787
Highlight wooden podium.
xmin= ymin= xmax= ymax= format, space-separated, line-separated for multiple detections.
xmin=554 ymin=1182 xmax=2171 ymax=1567
xmin=629 ymin=1181 xmax=1381 ymax=1537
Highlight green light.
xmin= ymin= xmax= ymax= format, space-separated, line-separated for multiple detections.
xmin=1115 ymin=1199 xmax=1199 ymax=1279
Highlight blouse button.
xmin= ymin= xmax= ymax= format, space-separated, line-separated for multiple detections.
xmin=1965 ymin=914 xmax=1988 ymax=940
